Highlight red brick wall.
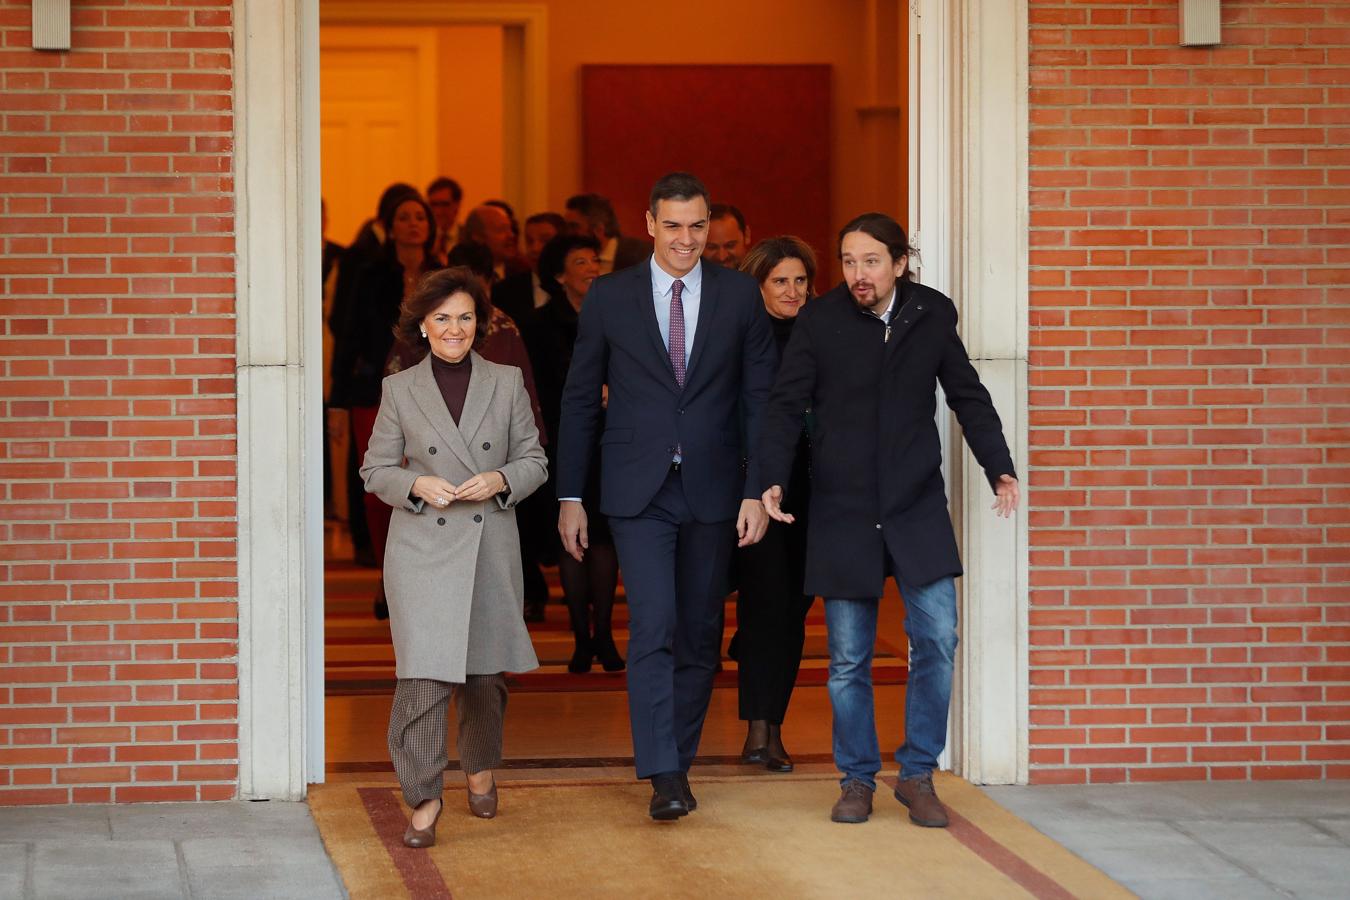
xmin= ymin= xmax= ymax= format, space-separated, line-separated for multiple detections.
xmin=1028 ymin=0 xmax=1350 ymax=782
xmin=0 ymin=1 xmax=237 ymax=804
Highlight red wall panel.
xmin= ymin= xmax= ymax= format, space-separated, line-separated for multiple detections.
xmin=582 ymin=65 xmax=832 ymax=287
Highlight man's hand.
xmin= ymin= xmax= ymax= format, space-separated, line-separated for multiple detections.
xmin=761 ymin=485 xmax=795 ymax=524
xmin=413 ymin=475 xmax=459 ymax=509
xmin=454 ymin=470 xmax=507 ymax=503
xmin=558 ymin=500 xmax=589 ymax=562
xmin=992 ymin=474 xmax=1020 ymax=518
xmin=737 ymin=498 xmax=769 ymax=547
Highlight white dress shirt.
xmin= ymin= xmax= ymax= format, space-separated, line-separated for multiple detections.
xmin=650 ymin=256 xmax=702 ymax=369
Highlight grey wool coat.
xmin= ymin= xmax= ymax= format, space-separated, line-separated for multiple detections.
xmin=360 ymin=351 xmax=548 ymax=683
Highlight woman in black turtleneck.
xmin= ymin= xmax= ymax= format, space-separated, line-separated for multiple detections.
xmin=731 ymin=236 xmax=819 ymax=772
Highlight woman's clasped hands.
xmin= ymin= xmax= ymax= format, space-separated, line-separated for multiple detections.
xmin=413 ymin=473 xmax=505 ymax=508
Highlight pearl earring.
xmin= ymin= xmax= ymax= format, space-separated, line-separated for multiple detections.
xmin=421 ymin=331 xmax=427 ymax=338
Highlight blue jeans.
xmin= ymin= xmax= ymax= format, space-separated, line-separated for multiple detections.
xmin=825 ymin=574 xmax=958 ymax=788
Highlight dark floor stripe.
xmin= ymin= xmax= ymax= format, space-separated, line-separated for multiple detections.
xmin=945 ymin=806 xmax=1077 ymax=900
xmin=333 ymin=752 xmax=839 ymax=774
xmin=357 ymin=786 xmax=454 ymax=899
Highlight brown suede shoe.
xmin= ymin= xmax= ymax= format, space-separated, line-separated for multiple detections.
xmin=467 ymin=780 xmax=498 ymax=819
xmin=894 ymin=772 xmax=949 ymax=828
xmin=830 ymin=780 xmax=874 ymax=823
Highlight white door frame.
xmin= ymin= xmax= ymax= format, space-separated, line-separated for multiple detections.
xmin=232 ymin=0 xmax=1029 ymax=797
xmin=911 ymin=0 xmax=1030 ymax=784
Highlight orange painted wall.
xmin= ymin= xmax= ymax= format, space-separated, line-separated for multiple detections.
xmin=541 ymin=0 xmax=903 ymax=240
xmin=481 ymin=0 xmax=906 ymax=271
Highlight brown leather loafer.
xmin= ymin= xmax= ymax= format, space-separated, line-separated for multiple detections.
xmin=467 ymin=780 xmax=498 ymax=819
xmin=830 ymin=780 xmax=874 ymax=823
xmin=402 ymin=799 xmax=443 ymax=848
xmin=894 ymin=772 xmax=949 ymax=828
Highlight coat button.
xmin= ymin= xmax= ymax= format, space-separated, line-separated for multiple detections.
xmin=875 ymin=523 xmax=882 ymax=529
xmin=429 ymin=446 xmax=437 ymax=455
xmin=437 ymin=517 xmax=446 ymax=526
xmin=482 ymin=441 xmax=490 ymax=450
xmin=473 ymin=514 xmax=482 ymax=523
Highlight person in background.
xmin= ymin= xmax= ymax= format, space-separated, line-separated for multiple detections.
xmin=704 ymin=203 xmax=751 ymax=269
xmin=343 ymin=189 xmax=440 ymax=617
xmin=321 ymin=199 xmax=345 ymax=520
xmin=361 ymin=267 xmax=547 ymax=848
xmin=531 ymin=233 xmax=622 ymax=673
xmin=757 ymin=212 xmax=1020 ymax=828
xmin=426 ymin=176 xmax=463 ymax=264
xmin=564 ymin=192 xmax=651 ymax=274
xmin=729 ymin=236 xmax=818 ymax=773
xmin=463 ymin=204 xmax=525 ymax=284
xmin=329 ymin=182 xmax=417 ymax=566
xmin=492 ymin=211 xmax=566 ymax=328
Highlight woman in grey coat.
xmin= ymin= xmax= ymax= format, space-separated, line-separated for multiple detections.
xmin=360 ymin=266 xmax=547 ymax=849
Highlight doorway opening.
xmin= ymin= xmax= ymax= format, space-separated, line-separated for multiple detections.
xmin=314 ymin=0 xmax=912 ymax=786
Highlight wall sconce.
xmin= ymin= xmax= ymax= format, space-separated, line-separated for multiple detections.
xmin=1180 ymin=0 xmax=1221 ymax=47
xmin=32 ymin=0 xmax=71 ymax=51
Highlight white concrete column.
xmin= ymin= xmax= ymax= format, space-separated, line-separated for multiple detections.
xmin=913 ymin=0 xmax=1030 ymax=784
xmin=233 ymin=0 xmax=323 ymax=799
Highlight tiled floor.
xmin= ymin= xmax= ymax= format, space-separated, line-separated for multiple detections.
xmin=983 ymin=780 xmax=1350 ymax=900
xmin=0 ymin=801 xmax=345 ymax=900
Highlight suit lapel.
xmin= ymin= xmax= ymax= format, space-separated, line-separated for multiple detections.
xmin=410 ymin=353 xmax=478 ymax=473
xmin=683 ymin=262 xmax=719 ymax=388
xmin=636 ymin=264 xmax=678 ymax=384
xmin=457 ymin=352 xmax=497 ymax=445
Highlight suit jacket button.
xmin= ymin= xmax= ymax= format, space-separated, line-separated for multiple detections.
xmin=437 ymin=517 xmax=446 ymax=526
xmin=473 ymin=514 xmax=483 ymax=523
xmin=429 ymin=446 xmax=437 ymax=455
xmin=875 ymin=523 xmax=882 ymax=529
xmin=482 ymin=441 xmax=491 ymax=450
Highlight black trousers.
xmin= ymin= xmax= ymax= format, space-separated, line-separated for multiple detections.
xmin=608 ymin=469 xmax=734 ymax=778
xmin=733 ymin=517 xmax=815 ymax=724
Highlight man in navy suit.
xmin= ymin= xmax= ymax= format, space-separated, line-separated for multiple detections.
xmin=556 ymin=172 xmax=777 ymax=820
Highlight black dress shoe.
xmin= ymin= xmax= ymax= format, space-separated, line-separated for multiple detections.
xmin=568 ymin=642 xmax=593 ymax=674
xmin=764 ymin=753 xmax=794 ymax=773
xmin=648 ymin=773 xmax=689 ymax=821
xmin=677 ymin=772 xmax=697 ymax=811
xmin=741 ymin=747 xmax=769 ymax=765
xmin=594 ymin=637 xmax=625 ymax=672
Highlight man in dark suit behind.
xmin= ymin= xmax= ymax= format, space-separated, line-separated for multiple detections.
xmin=557 ymin=172 xmax=777 ymax=820
xmin=564 ymin=192 xmax=652 ymax=275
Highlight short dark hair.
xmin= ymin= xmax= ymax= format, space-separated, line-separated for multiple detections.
xmin=837 ymin=212 xmax=915 ymax=281
xmin=425 ymin=177 xmax=463 ymax=202
xmin=380 ymin=189 xmax=437 ymax=257
xmin=740 ymin=236 xmax=818 ymax=297
xmin=525 ymin=211 xmax=567 ymax=234
xmin=649 ymin=172 xmax=710 ymax=217
xmin=446 ymin=241 xmax=495 ymax=282
xmin=565 ymin=193 xmax=621 ymax=239
xmin=396 ymin=266 xmax=492 ymax=353
xmin=708 ymin=203 xmax=746 ymax=233
xmin=377 ymin=182 xmax=417 ymax=220
xmin=537 ymin=234 xmax=602 ymax=292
